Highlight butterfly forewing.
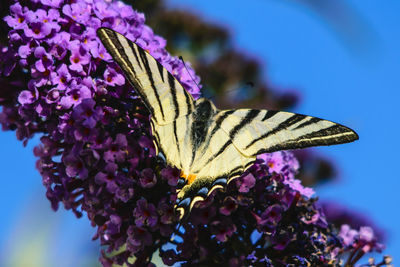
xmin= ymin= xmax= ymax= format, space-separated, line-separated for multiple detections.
xmin=97 ymin=28 xmax=194 ymax=125
xmin=218 ymin=109 xmax=359 ymax=157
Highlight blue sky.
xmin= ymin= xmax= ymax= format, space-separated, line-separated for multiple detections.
xmin=0 ymin=0 xmax=399 ymax=265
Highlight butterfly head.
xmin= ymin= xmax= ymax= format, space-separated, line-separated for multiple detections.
xmin=194 ymin=98 xmax=217 ymax=116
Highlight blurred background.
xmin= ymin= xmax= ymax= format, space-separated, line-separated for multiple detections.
xmin=0 ymin=0 xmax=399 ymax=265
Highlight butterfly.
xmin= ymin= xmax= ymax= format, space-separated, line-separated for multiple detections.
xmin=97 ymin=28 xmax=358 ymax=219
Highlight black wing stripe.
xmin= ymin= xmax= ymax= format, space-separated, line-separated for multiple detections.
xmin=229 ymin=110 xmax=260 ymax=139
xmin=184 ymin=89 xmax=193 ymax=114
xmin=293 ymin=117 xmax=321 ymax=130
xmin=200 ymin=110 xmax=236 ymax=154
xmin=262 ymin=110 xmax=279 ymax=121
xmin=156 ymin=61 xmax=165 ymax=82
xmin=173 ymin=120 xmax=181 ymax=161
xmin=252 ymin=125 xmax=358 ymax=155
xmin=121 ymin=40 xmax=138 ymax=76
xmin=168 ymin=73 xmax=180 ymax=119
xmin=209 ymin=110 xmax=235 ymax=140
xmin=245 ymin=114 xmax=306 ymax=149
xmin=129 ymin=41 xmax=143 ymax=71
xmin=137 ymin=48 xmax=165 ymax=121
xmin=204 ymin=140 xmax=232 ymax=167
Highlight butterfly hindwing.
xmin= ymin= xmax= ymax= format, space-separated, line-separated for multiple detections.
xmin=97 ymin=28 xmax=194 ymax=125
xmin=218 ymin=109 xmax=359 ymax=157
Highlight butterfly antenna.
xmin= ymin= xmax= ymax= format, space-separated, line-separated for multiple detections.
xmin=179 ymin=56 xmax=202 ymax=93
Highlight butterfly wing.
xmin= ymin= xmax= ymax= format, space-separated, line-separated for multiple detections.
xmin=97 ymin=28 xmax=194 ymax=125
xmin=173 ymin=108 xmax=358 ymax=219
xmin=172 ymin=110 xmax=257 ymax=218
xmin=151 ymin=109 xmax=256 ymax=190
xmin=217 ymin=109 xmax=359 ymax=157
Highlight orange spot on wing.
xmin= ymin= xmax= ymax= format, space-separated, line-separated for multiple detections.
xmin=180 ymin=171 xmax=197 ymax=185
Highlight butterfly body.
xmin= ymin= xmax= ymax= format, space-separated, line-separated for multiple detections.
xmin=97 ymin=28 xmax=359 ymax=219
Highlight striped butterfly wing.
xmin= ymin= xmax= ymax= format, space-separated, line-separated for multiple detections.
xmin=174 ymin=107 xmax=358 ymax=219
xmin=171 ymin=109 xmax=257 ymax=216
xmin=97 ymin=28 xmax=194 ymax=125
xmin=217 ymin=109 xmax=359 ymax=157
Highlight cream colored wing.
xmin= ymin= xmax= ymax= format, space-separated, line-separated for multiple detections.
xmin=150 ymin=115 xmax=193 ymax=171
xmin=161 ymin=111 xmax=256 ymax=218
xmin=218 ymin=109 xmax=359 ymax=157
xmin=97 ymin=28 xmax=194 ymax=125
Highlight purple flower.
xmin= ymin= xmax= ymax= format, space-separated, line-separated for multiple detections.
xmin=60 ymin=82 xmax=92 ymax=108
xmin=211 ymin=219 xmax=236 ymax=242
xmin=40 ymin=0 xmax=63 ymax=8
xmin=24 ymin=21 xmax=52 ymax=39
xmin=51 ymin=64 xmax=71 ymax=90
xmin=34 ymin=46 xmax=53 ymax=72
xmin=115 ymin=186 xmax=134 ymax=203
xmin=103 ymin=134 xmax=128 ymax=163
xmin=301 ymin=208 xmax=328 ymax=228
xmin=73 ymin=124 xmax=99 ymax=142
xmin=284 ymin=178 xmax=315 ymax=198
xmin=94 ymin=162 xmax=119 ymax=193
xmin=18 ymin=89 xmax=37 ymax=105
xmin=133 ymin=198 xmax=158 ymax=227
xmin=127 ymin=226 xmax=152 ymax=253
xmin=158 ymin=200 xmax=175 ymax=224
xmin=191 ymin=205 xmax=217 ymax=226
xmin=63 ymin=153 xmax=88 ymax=179
xmin=160 ymin=167 xmax=179 ymax=186
xmin=255 ymin=204 xmax=284 ymax=231
xmin=105 ymin=214 xmax=122 ymax=235
xmin=34 ymin=9 xmax=61 ymax=32
xmin=72 ymin=98 xmax=103 ymax=128
xmin=62 ymin=2 xmax=91 ymax=24
xmin=4 ymin=3 xmax=35 ymax=30
xmin=90 ymin=42 xmax=112 ymax=61
xmin=219 ymin=196 xmax=238 ymax=216
xmin=359 ymin=226 xmax=374 ymax=242
xmin=80 ymin=28 xmax=98 ymax=52
xmin=339 ymin=224 xmax=358 ymax=247
xmin=93 ymin=0 xmax=118 ymax=20
xmin=49 ymin=32 xmax=70 ymax=60
xmin=103 ymin=67 xmax=125 ymax=86
xmin=237 ymin=173 xmax=256 ymax=193
xmin=18 ymin=43 xmax=32 ymax=59
xmin=69 ymin=45 xmax=91 ymax=73
xmin=139 ymin=168 xmax=157 ymax=188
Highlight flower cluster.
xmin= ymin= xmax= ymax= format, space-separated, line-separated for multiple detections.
xmin=0 ymin=0 xmax=388 ymax=266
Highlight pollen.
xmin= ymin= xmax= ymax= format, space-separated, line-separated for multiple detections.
xmin=180 ymin=171 xmax=196 ymax=185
